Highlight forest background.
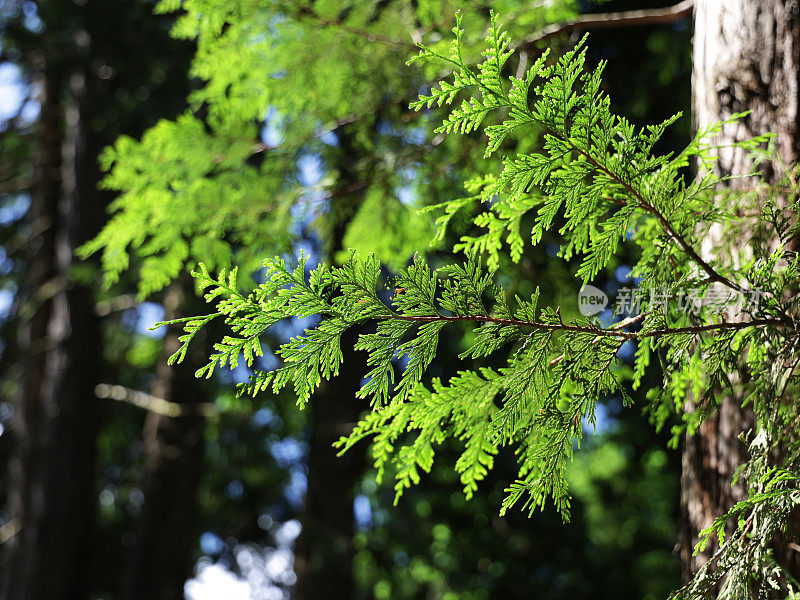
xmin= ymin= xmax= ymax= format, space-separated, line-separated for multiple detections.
xmin=0 ymin=1 xmax=695 ymax=599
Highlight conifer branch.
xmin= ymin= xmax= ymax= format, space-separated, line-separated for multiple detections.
xmin=151 ymin=16 xmax=800 ymax=567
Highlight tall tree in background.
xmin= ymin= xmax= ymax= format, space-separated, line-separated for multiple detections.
xmin=0 ymin=2 xmax=192 ymax=598
xmin=3 ymin=10 xmax=103 ymax=597
xmin=119 ymin=286 xmax=210 ymax=600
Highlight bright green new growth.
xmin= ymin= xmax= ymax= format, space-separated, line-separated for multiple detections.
xmin=161 ymin=13 xmax=800 ymax=596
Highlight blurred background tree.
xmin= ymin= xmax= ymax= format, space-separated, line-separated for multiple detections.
xmin=0 ymin=1 xmax=690 ymax=599
xmin=0 ymin=2 xmax=194 ymax=598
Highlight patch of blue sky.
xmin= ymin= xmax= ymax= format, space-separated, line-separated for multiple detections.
xmin=396 ymin=185 xmax=416 ymax=206
xmin=0 ymin=402 xmax=13 ymax=423
xmin=134 ymin=301 xmax=165 ymax=338
xmin=353 ymin=494 xmax=373 ymax=530
xmin=184 ymin=560 xmax=251 ymax=600
xmin=251 ymin=407 xmax=282 ymax=430
xmin=0 ymin=288 xmax=14 ymax=320
xmin=0 ymin=63 xmax=26 ymax=121
xmin=261 ymin=121 xmax=283 ymax=148
xmin=596 ymin=308 xmax=615 ymax=328
xmin=199 ymin=531 xmax=227 ymax=556
xmin=376 ymin=119 xmax=398 ymax=137
xmin=318 ymin=129 xmax=338 ymax=146
xmin=271 ymin=314 xmax=320 ymax=344
xmin=256 ymin=345 xmax=279 ymax=372
xmin=404 ymin=126 xmax=426 ymax=145
xmin=0 ymin=400 xmax=11 ymax=437
xmin=0 ymin=246 xmax=11 ymax=275
xmin=582 ymin=400 xmax=619 ymax=435
xmin=287 ymin=200 xmax=312 ymax=236
xmin=273 ymin=519 xmax=301 ymax=546
xmin=0 ymin=194 xmax=30 ymax=225
xmin=617 ymin=340 xmax=635 ymax=362
xmin=209 ymin=356 xmax=254 ymax=386
xmin=296 ymin=153 xmax=323 ymax=187
xmin=287 ymin=153 xmax=328 ymax=236
xmin=20 ymin=1 xmax=42 ymax=32
xmin=269 ymin=437 xmax=306 ymax=468
xmin=261 ymin=107 xmax=284 ymax=148
xmin=615 ymin=264 xmax=633 ymax=283
xmin=18 ymin=99 xmax=38 ymax=124
xmin=283 ymin=467 xmax=306 ymax=509
xmin=395 ymin=165 xmax=419 ymax=207
xmin=225 ymin=479 xmax=245 ymax=500
xmin=230 ymin=361 xmax=255 ymax=386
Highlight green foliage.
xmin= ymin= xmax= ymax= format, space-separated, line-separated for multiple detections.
xmin=77 ymin=113 xmax=294 ymax=297
xmin=170 ymin=248 xmax=625 ymax=518
xmin=338 ymin=183 xmax=436 ymax=271
xmin=149 ymin=10 xmax=800 ymax=600
xmin=80 ymin=1 xmax=586 ymax=300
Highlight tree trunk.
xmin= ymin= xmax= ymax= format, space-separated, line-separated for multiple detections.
xmin=3 ymin=66 xmax=104 ymax=600
xmin=292 ymin=329 xmax=366 ymax=600
xmin=120 ymin=284 xmax=207 ymax=600
xmin=681 ymin=0 xmax=800 ymax=579
xmin=292 ymin=129 xmax=368 ymax=600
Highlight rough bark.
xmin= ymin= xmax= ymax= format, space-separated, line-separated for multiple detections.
xmin=681 ymin=0 xmax=800 ymax=580
xmin=120 ymin=285 xmax=207 ymax=600
xmin=3 ymin=65 xmax=104 ymax=600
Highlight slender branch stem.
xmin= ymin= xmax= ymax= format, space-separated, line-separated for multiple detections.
xmin=575 ymin=146 xmax=743 ymax=292
xmin=641 ymin=198 xmax=743 ymax=291
xmin=294 ymin=5 xmax=416 ymax=50
xmin=95 ymin=383 xmax=216 ymax=417
xmin=549 ymin=314 xmax=646 ymax=365
xmin=391 ymin=312 xmax=790 ymax=340
xmin=518 ymin=0 xmax=694 ymax=50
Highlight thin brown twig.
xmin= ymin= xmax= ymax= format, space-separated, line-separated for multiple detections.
xmin=519 ymin=0 xmax=694 ymax=50
xmin=575 ymin=146 xmax=743 ymax=292
xmin=294 ymin=5 xmax=416 ymax=50
xmin=391 ymin=311 xmax=789 ymax=341
xmin=549 ymin=313 xmax=647 ymax=366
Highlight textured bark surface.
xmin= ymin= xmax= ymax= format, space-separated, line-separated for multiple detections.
xmin=693 ymin=0 xmax=799 ymax=180
xmin=681 ymin=0 xmax=800 ymax=580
